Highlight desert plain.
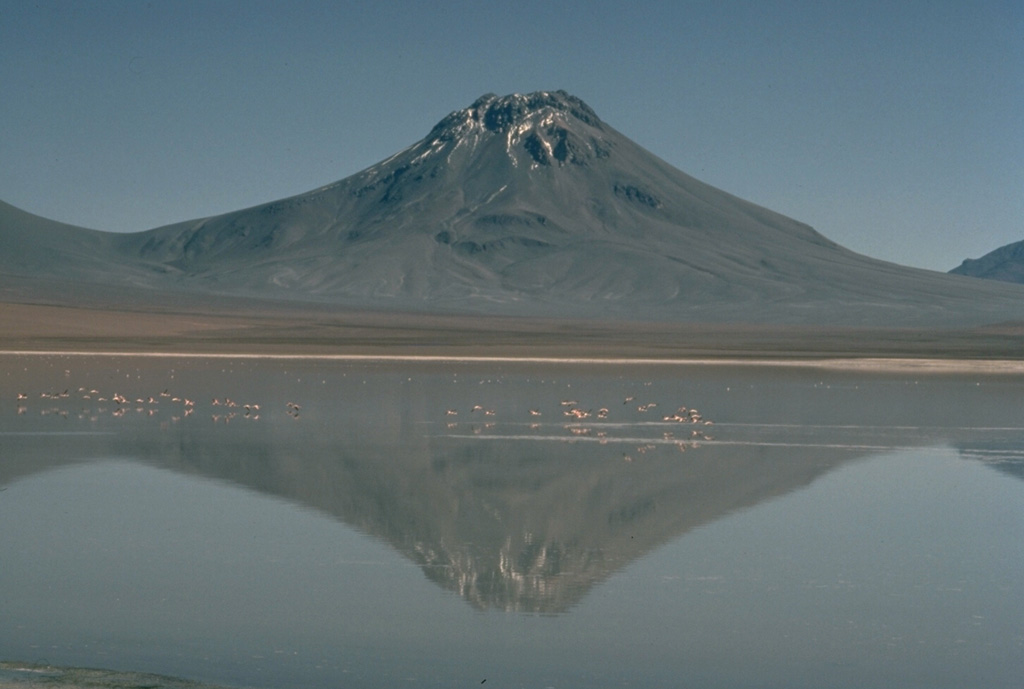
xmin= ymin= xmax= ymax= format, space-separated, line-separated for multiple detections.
xmin=4 ymin=297 xmax=1024 ymax=369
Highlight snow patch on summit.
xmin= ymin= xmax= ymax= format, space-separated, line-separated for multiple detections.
xmin=423 ymin=90 xmax=607 ymax=168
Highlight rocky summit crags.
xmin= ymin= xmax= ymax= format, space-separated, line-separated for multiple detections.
xmin=425 ymin=90 xmax=607 ymax=167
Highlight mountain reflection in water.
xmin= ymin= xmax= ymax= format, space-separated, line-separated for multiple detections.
xmin=4 ymin=354 xmax=1023 ymax=618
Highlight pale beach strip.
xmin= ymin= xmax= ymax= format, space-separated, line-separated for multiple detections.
xmin=3 ymin=350 xmax=1024 ymax=373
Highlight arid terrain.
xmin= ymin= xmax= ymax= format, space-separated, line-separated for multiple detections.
xmin=4 ymin=297 xmax=1024 ymax=363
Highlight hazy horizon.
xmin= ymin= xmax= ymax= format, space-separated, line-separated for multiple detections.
xmin=2 ymin=1 xmax=1021 ymax=272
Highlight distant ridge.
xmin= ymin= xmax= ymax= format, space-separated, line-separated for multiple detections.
xmin=951 ymin=239 xmax=1024 ymax=284
xmin=4 ymin=90 xmax=1024 ymax=327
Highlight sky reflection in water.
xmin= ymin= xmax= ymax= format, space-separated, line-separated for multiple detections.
xmin=1 ymin=355 xmax=1022 ymax=689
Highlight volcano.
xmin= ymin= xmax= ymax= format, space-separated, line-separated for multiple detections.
xmin=4 ymin=90 xmax=1024 ymax=328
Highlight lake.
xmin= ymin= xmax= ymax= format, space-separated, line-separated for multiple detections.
xmin=1 ymin=354 xmax=1022 ymax=689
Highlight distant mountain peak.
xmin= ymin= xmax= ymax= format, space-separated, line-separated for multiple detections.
xmin=950 ymin=238 xmax=1024 ymax=284
xmin=10 ymin=90 xmax=1024 ymax=327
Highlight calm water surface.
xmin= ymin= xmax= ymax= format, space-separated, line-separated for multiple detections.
xmin=1 ymin=355 xmax=1022 ymax=689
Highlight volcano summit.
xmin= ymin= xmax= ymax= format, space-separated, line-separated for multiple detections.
xmin=4 ymin=90 xmax=1024 ymax=331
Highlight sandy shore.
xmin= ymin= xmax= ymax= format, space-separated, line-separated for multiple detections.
xmin=4 ymin=349 xmax=1024 ymax=374
xmin=0 ymin=662 xmax=235 ymax=689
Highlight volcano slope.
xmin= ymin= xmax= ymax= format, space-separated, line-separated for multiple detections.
xmin=3 ymin=91 xmax=1024 ymax=357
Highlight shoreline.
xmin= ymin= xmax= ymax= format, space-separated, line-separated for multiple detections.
xmin=4 ymin=349 xmax=1024 ymax=373
xmin=0 ymin=661 xmax=234 ymax=689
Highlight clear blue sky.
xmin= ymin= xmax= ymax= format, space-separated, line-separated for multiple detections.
xmin=2 ymin=0 xmax=1021 ymax=271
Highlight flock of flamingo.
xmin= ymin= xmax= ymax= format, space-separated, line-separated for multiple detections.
xmin=443 ymin=394 xmax=716 ymax=460
xmin=10 ymin=384 xmax=716 ymax=460
xmin=12 ymin=386 xmax=284 ymax=424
